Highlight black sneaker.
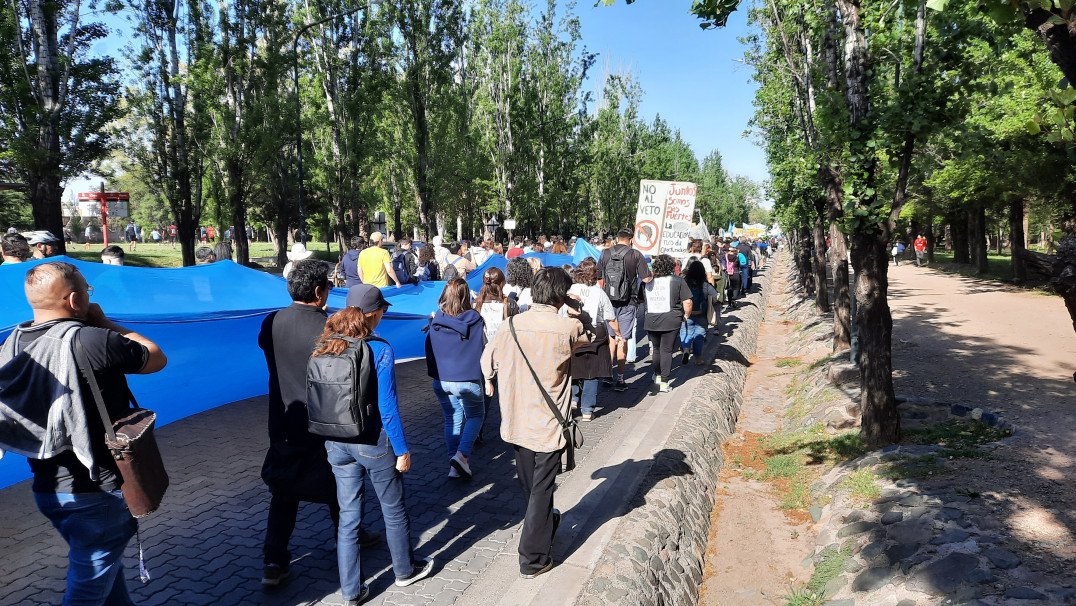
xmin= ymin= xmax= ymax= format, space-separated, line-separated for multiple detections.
xmin=261 ymin=563 xmax=289 ymax=587
xmin=682 ymin=352 xmax=690 ymax=364
xmin=614 ymin=380 xmax=627 ymax=392
xmin=345 ymin=584 xmax=371 ymax=605
xmin=395 ymin=557 xmax=434 ymax=587
xmin=602 ymin=378 xmax=614 ymax=387
xmin=520 ymin=561 xmax=553 ymax=579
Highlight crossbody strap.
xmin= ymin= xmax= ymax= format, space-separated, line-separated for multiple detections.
xmin=508 ymin=317 xmax=570 ymax=431
xmin=73 ymin=336 xmax=119 ymax=444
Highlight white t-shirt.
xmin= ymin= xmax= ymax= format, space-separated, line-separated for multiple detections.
xmin=559 ymin=283 xmax=615 ymax=325
xmin=471 ymin=247 xmax=490 ymax=266
xmin=504 ymin=285 xmax=532 ymax=308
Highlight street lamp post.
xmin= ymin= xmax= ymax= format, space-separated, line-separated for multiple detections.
xmin=484 ymin=217 xmax=499 ymax=241
xmin=293 ymin=1 xmax=379 ymax=243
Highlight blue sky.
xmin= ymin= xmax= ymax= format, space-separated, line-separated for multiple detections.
xmin=570 ymin=0 xmax=767 ymax=183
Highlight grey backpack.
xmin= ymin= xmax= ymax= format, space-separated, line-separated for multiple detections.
xmin=306 ymin=336 xmax=384 ymax=443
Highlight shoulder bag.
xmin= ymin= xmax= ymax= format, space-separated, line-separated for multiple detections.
xmin=508 ymin=317 xmax=584 ymax=472
xmin=73 ymin=339 xmax=169 ymax=518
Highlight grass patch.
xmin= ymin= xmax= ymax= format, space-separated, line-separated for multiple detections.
xmin=733 ymin=427 xmax=869 ymax=515
xmin=763 ymin=454 xmax=803 ymax=479
xmin=904 ymin=419 xmax=1010 ymax=450
xmin=64 ymin=241 xmax=339 ymax=269
xmin=782 ymin=543 xmax=854 ymax=606
xmin=776 ymin=358 xmax=805 ymax=368
xmin=842 ymin=468 xmax=881 ymax=502
xmin=881 ymin=454 xmax=943 ymax=479
xmin=808 ymin=353 xmax=835 ymax=370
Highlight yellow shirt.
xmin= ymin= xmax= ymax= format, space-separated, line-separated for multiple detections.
xmin=358 ymin=247 xmax=391 ymax=287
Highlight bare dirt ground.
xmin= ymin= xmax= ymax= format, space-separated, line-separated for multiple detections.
xmin=697 ymin=273 xmax=817 ymax=606
xmin=698 ymin=261 xmax=1076 ymax=605
xmin=889 ymin=263 xmax=1076 ymax=570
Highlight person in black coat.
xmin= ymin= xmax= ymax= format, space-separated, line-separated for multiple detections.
xmin=257 ymin=259 xmax=379 ymax=586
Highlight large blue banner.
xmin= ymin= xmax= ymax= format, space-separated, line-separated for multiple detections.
xmin=0 ymin=252 xmax=586 ymax=489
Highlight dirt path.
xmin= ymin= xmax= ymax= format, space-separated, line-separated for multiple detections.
xmin=697 ymin=271 xmax=815 ymax=606
xmin=888 ymin=264 xmax=1076 ymax=565
xmin=697 ymin=263 xmax=1076 ymax=605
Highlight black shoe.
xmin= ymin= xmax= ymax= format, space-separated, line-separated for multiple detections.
xmin=614 ymin=380 xmax=627 ymax=392
xmin=682 ymin=352 xmax=690 ymax=364
xmin=261 ymin=563 xmax=289 ymax=587
xmin=345 ymin=584 xmax=371 ymax=605
xmin=359 ymin=529 xmax=382 ymax=548
xmin=395 ymin=557 xmax=434 ymax=587
xmin=551 ymin=508 xmax=562 ymax=546
xmin=602 ymin=378 xmax=614 ymax=387
xmin=520 ymin=561 xmax=553 ymax=579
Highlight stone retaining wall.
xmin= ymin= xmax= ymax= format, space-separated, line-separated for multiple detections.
xmin=576 ymin=258 xmax=777 ymax=606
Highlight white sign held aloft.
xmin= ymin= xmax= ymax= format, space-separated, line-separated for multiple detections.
xmin=632 ymin=180 xmax=697 ymax=256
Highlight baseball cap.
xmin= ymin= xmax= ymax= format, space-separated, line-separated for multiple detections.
xmin=369 ymin=231 xmax=383 ymax=243
xmin=345 ymin=284 xmax=392 ymax=313
xmin=25 ymin=231 xmax=60 ymax=245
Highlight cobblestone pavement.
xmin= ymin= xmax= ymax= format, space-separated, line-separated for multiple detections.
xmin=0 ymin=330 xmax=706 ymax=606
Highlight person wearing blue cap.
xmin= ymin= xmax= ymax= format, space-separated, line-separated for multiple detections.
xmin=315 ymin=284 xmax=433 ymax=604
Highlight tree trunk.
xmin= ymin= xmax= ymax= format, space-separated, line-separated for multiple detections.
xmin=951 ymin=211 xmax=969 ymax=264
xmin=971 ymin=205 xmax=988 ymax=274
xmin=925 ymin=214 xmax=936 ymax=264
xmin=798 ymin=226 xmax=815 ymax=294
xmin=1007 ymin=200 xmax=1024 ymax=284
xmin=812 ymin=209 xmax=831 ymax=311
xmin=852 ymin=231 xmax=901 ymax=446
xmin=824 ymin=169 xmax=852 ymax=351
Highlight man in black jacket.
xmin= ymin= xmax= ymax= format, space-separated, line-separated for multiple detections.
xmin=257 ymin=260 xmax=379 ymax=587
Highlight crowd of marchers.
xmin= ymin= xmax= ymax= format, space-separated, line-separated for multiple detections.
xmin=0 ymin=226 xmax=776 ymax=606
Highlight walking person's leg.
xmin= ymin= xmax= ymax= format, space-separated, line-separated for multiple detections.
xmin=514 ymin=445 xmax=560 ymax=577
xmin=262 ymin=491 xmax=300 ymax=581
xmin=34 ymin=490 xmax=137 ymax=606
xmin=580 ymin=379 xmax=598 ymax=419
xmin=659 ymin=330 xmax=676 ymax=383
xmin=327 ymin=442 xmax=368 ymax=602
xmin=450 ymin=381 xmax=485 ymax=477
xmin=432 ymin=380 xmax=462 ymax=460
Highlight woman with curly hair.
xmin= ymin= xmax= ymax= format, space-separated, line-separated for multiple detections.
xmin=415 ymin=243 xmax=441 ymax=281
xmin=504 ymin=257 xmax=534 ymax=309
xmin=643 ymin=254 xmax=693 ymax=392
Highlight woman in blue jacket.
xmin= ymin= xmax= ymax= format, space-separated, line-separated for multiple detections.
xmin=425 ymin=278 xmax=486 ymax=479
xmin=313 ymin=284 xmax=434 ymax=604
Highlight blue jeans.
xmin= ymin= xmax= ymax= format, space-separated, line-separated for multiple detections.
xmin=326 ymin=432 xmax=415 ymax=600
xmin=572 ymin=380 xmax=599 ymax=415
xmin=35 ymin=489 xmax=137 ymax=606
xmin=680 ymin=318 xmax=707 ymax=356
xmin=431 ymin=380 xmax=485 ymax=458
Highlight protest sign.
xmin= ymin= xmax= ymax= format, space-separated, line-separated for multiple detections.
xmin=633 ymin=180 xmax=697 ymax=256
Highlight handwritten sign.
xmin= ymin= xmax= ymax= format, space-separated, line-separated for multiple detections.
xmin=633 ymin=180 xmax=697 ymax=256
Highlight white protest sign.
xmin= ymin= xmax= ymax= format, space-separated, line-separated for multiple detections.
xmin=632 ymin=180 xmax=697 ymax=256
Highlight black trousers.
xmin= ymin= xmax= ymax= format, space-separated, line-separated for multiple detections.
xmin=514 ymin=445 xmax=561 ymax=574
xmin=648 ymin=329 xmax=679 ymax=380
xmin=263 ymin=493 xmax=340 ymax=566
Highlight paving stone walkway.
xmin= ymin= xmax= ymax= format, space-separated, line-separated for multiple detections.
xmin=0 ymin=331 xmax=701 ymax=606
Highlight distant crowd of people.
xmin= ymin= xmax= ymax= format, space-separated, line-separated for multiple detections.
xmin=0 ymin=223 xmax=780 ymax=605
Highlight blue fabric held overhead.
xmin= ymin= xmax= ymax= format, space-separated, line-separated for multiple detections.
xmin=521 ymin=252 xmax=574 ymax=267
xmin=571 ymin=239 xmax=602 ymax=265
xmin=464 ymin=254 xmax=508 ymax=293
xmin=0 ymin=257 xmax=437 ymax=490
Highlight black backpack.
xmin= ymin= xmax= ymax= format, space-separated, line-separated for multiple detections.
xmin=603 ymin=246 xmax=632 ymax=303
xmin=306 ymin=336 xmax=385 ymax=443
xmin=391 ymin=251 xmax=414 ymax=285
